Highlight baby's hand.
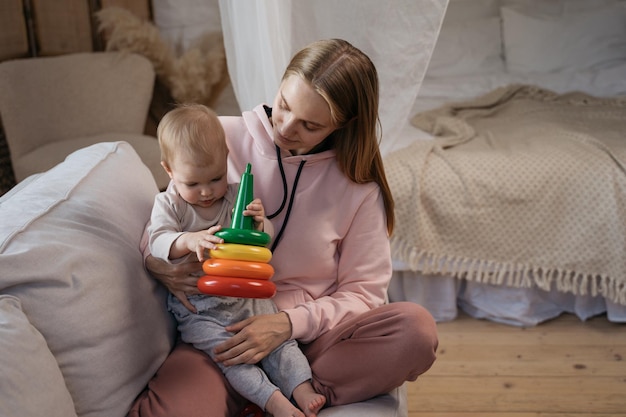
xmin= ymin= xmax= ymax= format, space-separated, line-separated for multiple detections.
xmin=188 ymin=225 xmax=223 ymax=261
xmin=243 ymin=198 xmax=266 ymax=231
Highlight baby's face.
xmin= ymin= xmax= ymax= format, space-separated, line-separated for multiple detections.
xmin=166 ymin=153 xmax=229 ymax=209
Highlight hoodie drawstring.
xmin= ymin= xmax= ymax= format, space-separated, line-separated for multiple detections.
xmin=268 ymin=144 xmax=306 ymax=252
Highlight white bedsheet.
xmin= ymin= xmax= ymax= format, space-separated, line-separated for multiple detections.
xmin=388 ymin=270 xmax=626 ymax=326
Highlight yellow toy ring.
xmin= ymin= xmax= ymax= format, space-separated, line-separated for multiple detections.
xmin=203 ymin=258 xmax=274 ymax=280
xmin=209 ymin=243 xmax=272 ymax=263
xmin=215 ymin=228 xmax=271 ymax=247
xmin=197 ymin=276 xmax=277 ymax=299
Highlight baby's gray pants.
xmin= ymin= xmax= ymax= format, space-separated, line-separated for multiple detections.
xmin=168 ymin=294 xmax=312 ymax=409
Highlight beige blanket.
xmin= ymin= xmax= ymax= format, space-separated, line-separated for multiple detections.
xmin=384 ymin=84 xmax=626 ymax=305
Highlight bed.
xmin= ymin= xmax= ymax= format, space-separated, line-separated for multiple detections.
xmin=384 ymin=0 xmax=626 ymax=326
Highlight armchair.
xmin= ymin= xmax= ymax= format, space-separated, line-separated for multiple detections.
xmin=0 ymin=52 xmax=169 ymax=189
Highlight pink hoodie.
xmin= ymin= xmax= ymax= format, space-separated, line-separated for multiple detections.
xmin=220 ymin=105 xmax=392 ymax=343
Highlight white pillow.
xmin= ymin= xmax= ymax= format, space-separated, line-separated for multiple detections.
xmin=428 ymin=17 xmax=504 ymax=77
xmin=0 ymin=295 xmax=77 ymax=417
xmin=502 ymin=4 xmax=626 ymax=73
xmin=0 ymin=142 xmax=176 ymax=417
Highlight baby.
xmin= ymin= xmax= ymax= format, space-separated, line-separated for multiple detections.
xmin=147 ymin=104 xmax=325 ymax=417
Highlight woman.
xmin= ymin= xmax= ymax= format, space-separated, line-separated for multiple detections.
xmin=131 ymin=39 xmax=438 ymax=417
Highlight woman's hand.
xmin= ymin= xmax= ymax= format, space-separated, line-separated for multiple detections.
xmin=145 ymin=254 xmax=202 ymax=313
xmin=213 ymin=312 xmax=292 ymax=366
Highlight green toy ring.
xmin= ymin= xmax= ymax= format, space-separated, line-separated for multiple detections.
xmin=215 ymin=228 xmax=271 ymax=247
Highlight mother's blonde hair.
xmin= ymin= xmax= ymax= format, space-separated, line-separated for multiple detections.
xmin=282 ymin=39 xmax=395 ymax=234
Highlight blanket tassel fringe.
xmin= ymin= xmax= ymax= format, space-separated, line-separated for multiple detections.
xmin=391 ymin=241 xmax=626 ymax=306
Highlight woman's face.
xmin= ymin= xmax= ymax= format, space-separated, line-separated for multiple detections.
xmin=271 ymin=75 xmax=337 ymax=155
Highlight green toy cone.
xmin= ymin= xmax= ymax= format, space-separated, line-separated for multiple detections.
xmin=214 ymin=163 xmax=270 ymax=246
xmin=230 ymin=163 xmax=254 ymax=230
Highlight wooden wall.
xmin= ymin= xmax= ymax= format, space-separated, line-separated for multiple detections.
xmin=0 ymin=0 xmax=151 ymax=60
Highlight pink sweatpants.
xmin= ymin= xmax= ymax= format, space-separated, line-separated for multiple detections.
xmin=127 ymin=301 xmax=438 ymax=417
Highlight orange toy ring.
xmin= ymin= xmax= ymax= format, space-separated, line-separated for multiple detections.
xmin=197 ymin=276 xmax=277 ymax=299
xmin=203 ymin=258 xmax=274 ymax=280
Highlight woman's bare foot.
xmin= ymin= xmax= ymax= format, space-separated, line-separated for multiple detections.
xmin=292 ymin=382 xmax=326 ymax=417
xmin=265 ymin=390 xmax=305 ymax=417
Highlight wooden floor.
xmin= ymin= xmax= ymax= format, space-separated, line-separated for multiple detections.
xmin=407 ymin=312 xmax=626 ymax=417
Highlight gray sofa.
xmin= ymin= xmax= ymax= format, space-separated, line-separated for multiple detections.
xmin=0 ymin=141 xmax=406 ymax=417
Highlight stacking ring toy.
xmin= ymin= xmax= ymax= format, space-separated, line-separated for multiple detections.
xmin=198 ymin=276 xmax=276 ymax=299
xmin=215 ymin=228 xmax=270 ymax=247
xmin=209 ymin=243 xmax=272 ymax=263
xmin=203 ymin=258 xmax=274 ymax=280
xmin=198 ymin=163 xmax=275 ymax=299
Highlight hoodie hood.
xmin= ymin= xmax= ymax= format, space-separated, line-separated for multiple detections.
xmin=243 ymin=104 xmax=336 ymax=166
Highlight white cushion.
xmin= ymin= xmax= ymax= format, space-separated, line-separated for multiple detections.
xmin=0 ymin=295 xmax=77 ymax=417
xmin=0 ymin=141 xmax=176 ymax=417
xmin=320 ymin=384 xmax=407 ymax=417
xmin=502 ymin=4 xmax=626 ymax=73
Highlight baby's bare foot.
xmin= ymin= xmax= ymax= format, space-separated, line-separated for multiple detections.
xmin=265 ymin=390 xmax=305 ymax=417
xmin=292 ymin=382 xmax=326 ymax=417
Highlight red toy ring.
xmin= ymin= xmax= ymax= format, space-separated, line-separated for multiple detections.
xmin=203 ymin=258 xmax=274 ymax=280
xmin=197 ymin=276 xmax=277 ymax=299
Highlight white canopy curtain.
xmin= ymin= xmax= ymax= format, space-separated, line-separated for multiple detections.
xmin=218 ymin=0 xmax=448 ymax=156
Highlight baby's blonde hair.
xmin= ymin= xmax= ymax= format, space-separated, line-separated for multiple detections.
xmin=157 ymin=103 xmax=227 ymax=169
